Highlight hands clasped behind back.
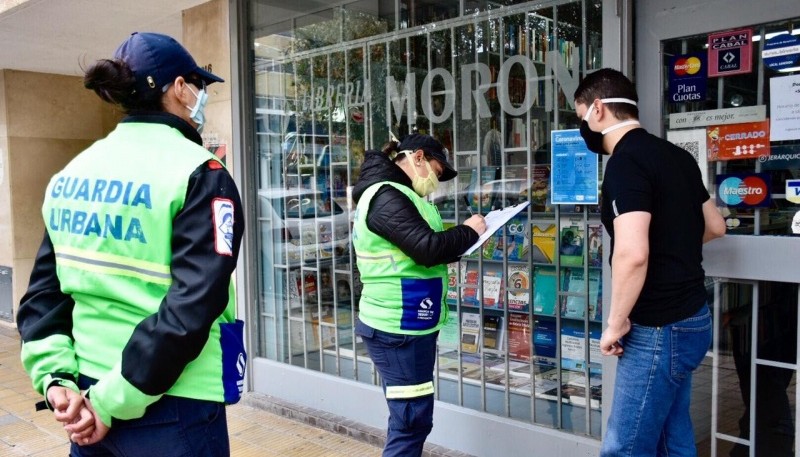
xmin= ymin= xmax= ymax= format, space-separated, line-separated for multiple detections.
xmin=463 ymin=214 xmax=487 ymax=235
xmin=46 ymin=385 xmax=95 ymax=443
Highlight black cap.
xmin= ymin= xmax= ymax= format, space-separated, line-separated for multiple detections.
xmin=398 ymin=134 xmax=457 ymax=182
xmin=114 ymin=32 xmax=224 ymax=95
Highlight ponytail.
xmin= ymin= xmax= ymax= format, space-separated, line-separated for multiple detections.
xmin=84 ymin=59 xmax=163 ymax=112
xmin=382 ymin=139 xmax=402 ymax=160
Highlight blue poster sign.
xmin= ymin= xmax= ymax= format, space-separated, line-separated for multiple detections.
xmin=668 ymin=54 xmax=707 ymax=103
xmin=763 ymin=33 xmax=800 ymax=71
xmin=551 ymin=130 xmax=599 ymax=205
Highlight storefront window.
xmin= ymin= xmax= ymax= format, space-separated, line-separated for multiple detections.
xmin=250 ymin=0 xmax=603 ymax=437
xmin=701 ymin=279 xmax=799 ymax=457
xmin=662 ymin=19 xmax=800 ymax=236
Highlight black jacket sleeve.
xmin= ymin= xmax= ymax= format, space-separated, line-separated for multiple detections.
xmin=16 ymin=232 xmax=80 ymax=400
xmin=17 ymin=232 xmax=75 ymax=342
xmin=366 ymin=185 xmax=479 ymax=268
xmin=120 ymin=161 xmax=245 ymax=395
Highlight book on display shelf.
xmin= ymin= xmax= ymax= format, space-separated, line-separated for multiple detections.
xmin=533 ymin=317 xmax=557 ymax=358
xmin=482 ymin=270 xmax=504 ymax=309
xmin=537 ymin=366 xmax=585 ymax=386
xmin=506 ymin=359 xmax=533 ymax=377
xmin=535 ymin=367 xmax=596 ymax=404
xmin=288 ymin=319 xmax=317 ymax=353
xmin=533 ymin=266 xmax=557 ymax=315
xmin=287 ymin=269 xmax=302 ymax=309
xmin=507 ymin=312 xmax=532 ymax=362
xmin=436 ymin=350 xmax=460 ymax=372
xmin=530 ymin=222 xmax=557 ymax=264
xmin=461 ymin=263 xmax=481 ymax=307
xmin=482 ymin=315 xmax=505 ymax=351
xmin=313 ymin=306 xmax=354 ymax=348
xmin=588 ymin=269 xmax=602 ymax=322
xmin=529 ymin=165 xmax=551 ymax=213
xmin=507 ymin=265 xmax=530 ymax=312
xmin=482 ymin=215 xmax=529 ymax=262
xmin=536 ymin=368 xmax=602 ymax=409
xmin=561 ymin=268 xmax=587 ymax=319
xmin=497 ymin=375 xmax=533 ymax=391
xmin=438 ymin=311 xmax=460 ymax=349
xmin=302 ymin=271 xmax=320 ymax=303
xmin=462 ymin=364 xmax=491 ymax=382
xmin=560 ymin=322 xmax=603 ymax=373
xmin=587 ymin=223 xmax=603 ymax=267
xmin=481 ymin=368 xmax=508 ymax=385
xmin=460 ymin=312 xmax=482 ymax=353
xmin=446 ymin=262 xmax=459 ymax=304
xmin=509 ymin=360 xmax=554 ymax=379
xmin=559 ymin=224 xmax=585 ymax=267
xmin=566 ymin=384 xmax=602 ymax=409
xmin=482 ymin=352 xmax=507 ymax=369
xmin=533 ymin=376 xmax=559 ymax=398
xmin=437 ymin=352 xmax=482 ymax=379
xmin=459 ymin=353 xmax=484 ymax=380
xmin=533 ymin=367 xmax=562 ymax=396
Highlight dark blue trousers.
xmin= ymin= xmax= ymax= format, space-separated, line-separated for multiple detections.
xmin=70 ymin=375 xmax=229 ymax=457
xmin=355 ymin=319 xmax=438 ymax=457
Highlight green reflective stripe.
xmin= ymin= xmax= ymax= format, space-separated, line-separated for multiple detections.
xmin=57 ymin=246 xmax=170 ymax=274
xmin=355 ymin=252 xmax=408 ymax=271
xmin=357 ymin=247 xmax=406 ymax=258
xmin=55 ymin=253 xmax=172 ymax=285
xmin=385 ymin=381 xmax=434 ymax=399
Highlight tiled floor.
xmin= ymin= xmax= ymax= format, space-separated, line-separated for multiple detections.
xmin=0 ymin=324 xmax=382 ymax=457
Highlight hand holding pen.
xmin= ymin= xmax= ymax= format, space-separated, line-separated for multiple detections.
xmin=462 ymin=196 xmax=486 ymax=235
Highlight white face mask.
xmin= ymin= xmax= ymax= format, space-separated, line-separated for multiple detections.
xmin=185 ymin=84 xmax=208 ymax=133
xmin=404 ymin=151 xmax=440 ymax=197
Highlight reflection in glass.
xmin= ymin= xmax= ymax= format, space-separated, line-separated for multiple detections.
xmin=716 ymin=281 xmax=799 ymax=456
xmin=717 ymin=282 xmax=752 ymax=441
xmin=736 ymin=282 xmax=797 ymax=457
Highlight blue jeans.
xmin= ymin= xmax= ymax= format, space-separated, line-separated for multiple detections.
xmin=355 ymin=319 xmax=438 ymax=457
xmin=601 ymin=305 xmax=712 ymax=457
xmin=70 ymin=376 xmax=229 ymax=457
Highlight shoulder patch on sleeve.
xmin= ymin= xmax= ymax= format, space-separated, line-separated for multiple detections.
xmin=212 ymin=198 xmax=235 ymax=256
xmin=207 ymin=160 xmax=224 ymax=170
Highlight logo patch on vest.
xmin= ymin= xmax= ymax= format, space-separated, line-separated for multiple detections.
xmin=212 ymin=198 xmax=234 ymax=256
xmin=399 ymin=277 xmax=443 ymax=331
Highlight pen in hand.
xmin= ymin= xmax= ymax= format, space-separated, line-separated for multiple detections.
xmin=463 ymin=196 xmax=474 ymax=216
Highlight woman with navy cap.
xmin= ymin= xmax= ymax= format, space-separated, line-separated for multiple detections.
xmin=17 ymin=32 xmax=244 ymax=456
xmin=352 ymin=133 xmax=486 ymax=456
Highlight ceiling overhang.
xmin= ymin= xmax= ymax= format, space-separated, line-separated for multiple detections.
xmin=0 ymin=0 xmax=212 ymax=77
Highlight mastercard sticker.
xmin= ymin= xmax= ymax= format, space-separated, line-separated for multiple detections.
xmin=668 ymin=53 xmax=707 ymax=103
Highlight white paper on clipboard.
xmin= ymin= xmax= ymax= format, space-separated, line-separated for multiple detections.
xmin=462 ymin=201 xmax=530 ymax=256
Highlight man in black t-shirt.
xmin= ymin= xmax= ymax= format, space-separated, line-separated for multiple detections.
xmin=574 ymin=69 xmax=726 ymax=457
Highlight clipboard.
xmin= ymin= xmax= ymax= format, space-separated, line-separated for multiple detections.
xmin=462 ymin=201 xmax=530 ymax=256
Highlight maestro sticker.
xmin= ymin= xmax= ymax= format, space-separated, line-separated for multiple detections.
xmin=717 ymin=173 xmax=771 ymax=208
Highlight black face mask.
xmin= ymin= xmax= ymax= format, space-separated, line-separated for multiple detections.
xmin=580 ymin=120 xmax=607 ymax=155
xmin=579 ymin=97 xmax=640 ymax=155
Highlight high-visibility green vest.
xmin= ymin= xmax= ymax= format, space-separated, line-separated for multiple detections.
xmin=353 ymin=182 xmax=448 ymax=335
xmin=39 ymin=121 xmax=236 ymax=422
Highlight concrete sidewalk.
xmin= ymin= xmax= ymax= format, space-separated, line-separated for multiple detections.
xmin=0 ymin=324 xmax=383 ymax=456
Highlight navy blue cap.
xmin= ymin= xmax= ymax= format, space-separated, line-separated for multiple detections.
xmin=114 ymin=32 xmax=223 ymax=95
xmin=398 ymin=133 xmax=457 ymax=181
